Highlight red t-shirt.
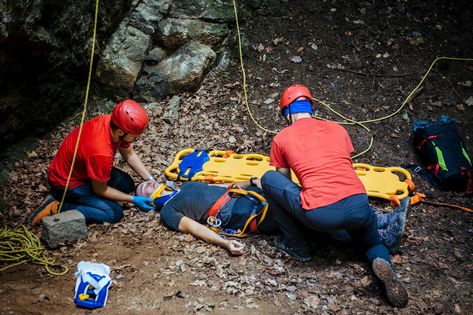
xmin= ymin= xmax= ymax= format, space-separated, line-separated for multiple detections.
xmin=269 ymin=118 xmax=366 ymax=209
xmin=48 ymin=115 xmax=131 ymax=189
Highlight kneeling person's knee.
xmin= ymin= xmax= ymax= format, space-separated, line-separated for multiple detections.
xmin=103 ymin=203 xmax=124 ymax=224
xmin=261 ymin=170 xmax=281 ymax=187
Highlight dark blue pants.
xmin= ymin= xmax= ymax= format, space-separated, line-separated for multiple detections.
xmin=50 ymin=168 xmax=134 ymax=224
xmin=261 ymin=170 xmax=391 ymax=264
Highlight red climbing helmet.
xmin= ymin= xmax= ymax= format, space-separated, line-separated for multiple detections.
xmin=111 ymin=99 xmax=148 ymax=135
xmin=279 ymin=84 xmax=313 ymax=115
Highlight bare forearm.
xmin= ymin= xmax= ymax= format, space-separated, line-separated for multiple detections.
xmin=94 ymin=185 xmax=133 ymax=202
xmin=209 ymin=180 xmax=251 ymax=188
xmin=125 ymin=152 xmax=152 ymax=180
xmin=179 ymin=218 xmax=229 ymax=248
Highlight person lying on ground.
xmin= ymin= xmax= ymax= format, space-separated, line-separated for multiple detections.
xmin=134 ymin=179 xmax=408 ymax=256
xmin=261 ymin=84 xmax=409 ymax=307
xmin=29 ymin=100 xmax=155 ymax=226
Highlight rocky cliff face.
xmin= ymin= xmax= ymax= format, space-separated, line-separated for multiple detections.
xmin=95 ymin=0 xmax=252 ymax=102
xmin=0 ymin=0 xmax=258 ymax=148
xmin=0 ymin=0 xmax=131 ymax=147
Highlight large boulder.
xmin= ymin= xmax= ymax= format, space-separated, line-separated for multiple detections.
xmin=96 ymin=25 xmax=151 ymax=99
xmin=95 ymin=0 xmax=164 ymax=99
xmin=0 ymin=0 xmax=255 ymax=149
xmin=157 ymin=18 xmax=228 ymax=50
xmin=168 ymin=0 xmax=251 ymax=22
xmin=135 ymin=41 xmax=216 ymax=101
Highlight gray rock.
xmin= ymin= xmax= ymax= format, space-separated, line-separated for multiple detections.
xmin=135 ymin=41 xmax=216 ymax=101
xmin=163 ymin=95 xmax=181 ymax=123
xmin=146 ymin=47 xmax=167 ymax=65
xmin=129 ymin=0 xmax=163 ymax=35
xmin=96 ymin=25 xmax=151 ymax=98
xmin=42 ymin=210 xmax=88 ymax=249
xmin=96 ymin=0 xmax=164 ymax=98
xmin=227 ymin=30 xmax=250 ymax=58
xmin=157 ymin=18 xmax=227 ymax=49
xmin=212 ymin=51 xmax=231 ymax=73
xmin=168 ymin=0 xmax=251 ymax=23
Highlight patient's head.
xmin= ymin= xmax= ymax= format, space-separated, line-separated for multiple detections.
xmin=135 ymin=180 xmax=161 ymax=197
xmin=135 ymin=181 xmax=178 ymax=210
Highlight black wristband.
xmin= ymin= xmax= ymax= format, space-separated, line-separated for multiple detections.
xmin=249 ymin=177 xmax=258 ymax=187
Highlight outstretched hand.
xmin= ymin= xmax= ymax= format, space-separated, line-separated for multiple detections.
xmin=132 ymin=195 xmax=154 ymax=212
xmin=251 ymin=178 xmax=262 ymax=189
xmin=226 ymin=240 xmax=245 ymax=256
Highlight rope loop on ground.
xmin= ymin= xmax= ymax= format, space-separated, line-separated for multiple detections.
xmin=231 ymin=0 xmax=473 ymax=158
xmin=0 ymin=226 xmax=68 ymax=276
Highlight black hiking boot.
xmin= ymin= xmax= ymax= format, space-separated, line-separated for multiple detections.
xmin=372 ymin=258 xmax=409 ymax=307
xmin=274 ymin=235 xmax=312 ymax=262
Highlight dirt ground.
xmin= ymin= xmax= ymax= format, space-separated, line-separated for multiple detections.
xmin=1 ymin=0 xmax=473 ymax=314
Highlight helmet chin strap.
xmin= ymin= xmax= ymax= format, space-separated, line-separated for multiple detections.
xmin=284 ymin=104 xmax=293 ymax=125
xmin=118 ymin=130 xmax=130 ymax=143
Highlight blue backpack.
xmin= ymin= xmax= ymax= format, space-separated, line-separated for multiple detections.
xmin=412 ymin=116 xmax=472 ymax=194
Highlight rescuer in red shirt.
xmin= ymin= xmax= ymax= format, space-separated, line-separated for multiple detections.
xmin=29 ymin=99 xmax=155 ymax=225
xmin=261 ymin=84 xmax=409 ymax=307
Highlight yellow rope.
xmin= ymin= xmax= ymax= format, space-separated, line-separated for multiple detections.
xmin=314 ymin=56 xmax=473 ymax=125
xmin=232 ymin=0 xmax=276 ymax=135
xmin=314 ymin=57 xmax=473 ymax=156
xmin=0 ymin=226 xmax=68 ymax=275
xmin=231 ymin=0 xmax=473 ymax=157
xmin=58 ymin=0 xmax=100 ymax=212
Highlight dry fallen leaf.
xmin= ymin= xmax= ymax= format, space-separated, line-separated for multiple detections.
xmin=391 ymin=255 xmax=403 ymax=264
xmin=38 ymin=184 xmax=48 ymax=192
xmin=272 ymin=37 xmax=284 ymax=45
xmin=457 ymin=80 xmax=472 ymax=87
xmin=27 ymin=151 xmax=38 ymax=158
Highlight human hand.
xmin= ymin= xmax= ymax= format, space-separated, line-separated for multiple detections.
xmin=249 ymin=177 xmax=261 ymax=188
xmin=226 ymin=240 xmax=245 ymax=256
xmin=132 ymin=195 xmax=155 ymax=212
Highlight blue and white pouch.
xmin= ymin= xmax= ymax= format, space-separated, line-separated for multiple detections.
xmin=74 ymin=261 xmax=112 ymax=309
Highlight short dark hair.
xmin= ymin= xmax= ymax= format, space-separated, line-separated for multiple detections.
xmin=110 ymin=120 xmax=119 ymax=131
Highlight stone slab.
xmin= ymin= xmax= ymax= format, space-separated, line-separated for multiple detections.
xmin=42 ymin=210 xmax=88 ymax=249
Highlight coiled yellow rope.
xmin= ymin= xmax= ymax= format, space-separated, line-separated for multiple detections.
xmin=0 ymin=226 xmax=68 ymax=275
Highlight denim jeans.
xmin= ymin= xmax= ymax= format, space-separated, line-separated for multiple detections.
xmin=261 ymin=170 xmax=391 ymax=263
xmin=50 ymin=167 xmax=134 ymax=224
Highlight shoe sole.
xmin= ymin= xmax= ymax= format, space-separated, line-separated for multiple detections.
xmin=372 ymin=258 xmax=409 ymax=307
xmin=274 ymin=237 xmax=312 ymax=262
xmin=28 ymin=195 xmax=57 ymax=226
